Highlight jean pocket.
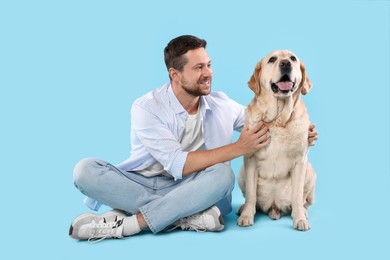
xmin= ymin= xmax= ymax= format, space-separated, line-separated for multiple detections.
xmin=154 ymin=174 xmax=190 ymax=190
xmin=120 ymin=170 xmax=157 ymax=189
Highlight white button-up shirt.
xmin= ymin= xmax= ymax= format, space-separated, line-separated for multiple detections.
xmin=84 ymin=82 xmax=245 ymax=210
xmin=117 ymin=82 xmax=245 ymax=180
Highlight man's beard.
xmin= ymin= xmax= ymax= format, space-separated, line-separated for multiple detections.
xmin=181 ymin=77 xmax=211 ymax=97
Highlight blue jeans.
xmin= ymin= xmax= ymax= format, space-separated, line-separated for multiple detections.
xmin=73 ymin=158 xmax=235 ymax=233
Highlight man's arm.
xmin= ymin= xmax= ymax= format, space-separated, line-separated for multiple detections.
xmin=183 ymin=122 xmax=318 ymax=176
xmin=182 ymin=121 xmax=270 ymax=176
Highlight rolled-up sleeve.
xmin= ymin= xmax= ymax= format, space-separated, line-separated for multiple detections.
xmin=131 ymin=103 xmax=187 ymax=180
xmin=231 ymin=99 xmax=245 ymax=132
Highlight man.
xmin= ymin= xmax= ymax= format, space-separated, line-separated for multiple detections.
xmin=69 ymin=35 xmax=318 ymax=242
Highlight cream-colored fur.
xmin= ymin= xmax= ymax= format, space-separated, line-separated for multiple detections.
xmin=237 ymin=50 xmax=316 ymax=231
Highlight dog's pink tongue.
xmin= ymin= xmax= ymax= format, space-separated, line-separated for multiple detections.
xmin=276 ymin=81 xmax=293 ymax=90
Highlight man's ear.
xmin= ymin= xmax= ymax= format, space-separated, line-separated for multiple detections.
xmin=169 ymin=68 xmax=179 ymax=81
xmin=300 ymin=61 xmax=312 ymax=95
xmin=248 ymin=61 xmax=262 ymax=95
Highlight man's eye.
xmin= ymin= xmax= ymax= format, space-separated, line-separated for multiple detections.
xmin=268 ymin=57 xmax=277 ymax=63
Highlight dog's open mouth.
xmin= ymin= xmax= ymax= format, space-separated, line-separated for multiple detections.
xmin=271 ymin=74 xmax=295 ymax=94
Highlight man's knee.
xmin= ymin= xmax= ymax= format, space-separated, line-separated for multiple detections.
xmin=73 ymin=158 xmax=102 ymax=190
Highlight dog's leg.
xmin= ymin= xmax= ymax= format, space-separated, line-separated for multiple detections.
xmin=291 ymin=159 xmax=311 ymax=231
xmin=237 ymin=166 xmax=246 ymax=216
xmin=304 ymin=162 xmax=316 ymax=207
xmin=237 ymin=156 xmax=258 ymax=227
xmin=305 ymin=188 xmax=315 ymax=207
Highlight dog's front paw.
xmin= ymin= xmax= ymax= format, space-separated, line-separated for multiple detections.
xmin=237 ymin=215 xmax=254 ymax=227
xmin=293 ymin=218 xmax=311 ymax=231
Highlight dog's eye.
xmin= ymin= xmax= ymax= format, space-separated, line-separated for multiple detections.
xmin=268 ymin=57 xmax=277 ymax=63
xmin=291 ymin=56 xmax=297 ymax=62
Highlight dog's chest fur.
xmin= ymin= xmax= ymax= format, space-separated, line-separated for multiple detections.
xmin=246 ymin=98 xmax=310 ymax=211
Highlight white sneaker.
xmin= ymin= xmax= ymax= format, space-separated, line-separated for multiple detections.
xmin=69 ymin=209 xmax=127 ymax=242
xmin=173 ymin=206 xmax=224 ymax=232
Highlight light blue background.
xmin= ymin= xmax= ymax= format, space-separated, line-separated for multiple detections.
xmin=1 ymin=0 xmax=389 ymax=259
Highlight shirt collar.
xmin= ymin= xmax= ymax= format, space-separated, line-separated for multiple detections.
xmin=167 ymin=84 xmax=186 ymax=115
xmin=167 ymin=83 xmax=212 ymax=115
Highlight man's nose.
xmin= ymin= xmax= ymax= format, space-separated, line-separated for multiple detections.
xmin=203 ymin=66 xmax=213 ymax=76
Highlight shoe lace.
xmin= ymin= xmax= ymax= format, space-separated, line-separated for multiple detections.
xmin=168 ymin=214 xmax=208 ymax=232
xmin=88 ymin=218 xmax=123 ymax=244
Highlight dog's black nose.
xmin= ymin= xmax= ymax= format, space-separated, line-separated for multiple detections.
xmin=279 ymin=59 xmax=292 ymax=73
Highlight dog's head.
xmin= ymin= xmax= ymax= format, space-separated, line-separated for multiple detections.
xmin=248 ymin=50 xmax=312 ymax=98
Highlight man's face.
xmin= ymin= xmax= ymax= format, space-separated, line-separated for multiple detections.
xmin=177 ymin=48 xmax=213 ymax=96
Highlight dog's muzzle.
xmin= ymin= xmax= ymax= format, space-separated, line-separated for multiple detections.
xmin=271 ymin=74 xmax=296 ymax=94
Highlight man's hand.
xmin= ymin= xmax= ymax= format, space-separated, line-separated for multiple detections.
xmin=308 ymin=123 xmax=318 ymax=146
xmin=236 ymin=121 xmax=270 ymax=155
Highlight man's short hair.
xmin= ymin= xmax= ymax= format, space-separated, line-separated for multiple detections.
xmin=164 ymin=35 xmax=207 ymax=72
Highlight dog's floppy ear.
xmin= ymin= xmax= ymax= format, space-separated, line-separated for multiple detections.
xmin=300 ymin=61 xmax=312 ymax=95
xmin=248 ymin=61 xmax=262 ymax=95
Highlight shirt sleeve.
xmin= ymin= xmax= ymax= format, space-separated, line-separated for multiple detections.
xmin=229 ymin=98 xmax=245 ymax=132
xmin=131 ymin=103 xmax=187 ymax=180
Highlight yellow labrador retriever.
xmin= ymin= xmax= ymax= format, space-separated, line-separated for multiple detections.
xmin=237 ymin=50 xmax=316 ymax=231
